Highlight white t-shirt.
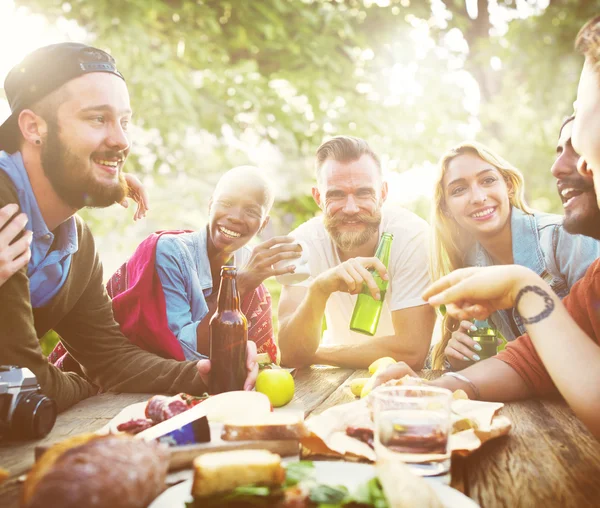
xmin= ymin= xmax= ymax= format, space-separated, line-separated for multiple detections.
xmin=286 ymin=204 xmax=431 ymax=345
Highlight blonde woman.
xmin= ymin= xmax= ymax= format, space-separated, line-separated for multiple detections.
xmin=429 ymin=141 xmax=600 ymax=370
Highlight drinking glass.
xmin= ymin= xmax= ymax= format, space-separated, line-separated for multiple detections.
xmin=372 ymin=386 xmax=453 ymax=480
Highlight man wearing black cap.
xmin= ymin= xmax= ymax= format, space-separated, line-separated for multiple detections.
xmin=0 ymin=43 xmax=258 ymax=411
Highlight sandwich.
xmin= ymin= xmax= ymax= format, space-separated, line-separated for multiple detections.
xmin=221 ymin=413 xmax=308 ymax=441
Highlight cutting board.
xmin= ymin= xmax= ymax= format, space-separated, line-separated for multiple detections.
xmin=35 ymin=395 xmax=304 ymax=470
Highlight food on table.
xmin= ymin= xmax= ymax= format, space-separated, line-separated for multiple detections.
xmin=187 ymin=454 xmax=389 ymax=507
xmin=140 ymin=411 xmax=211 ymax=446
xmin=221 ymin=413 xmax=308 ymax=441
xmin=376 ymin=459 xmax=442 ymax=508
xmin=360 ymin=375 xmax=379 ymax=398
xmin=346 ymin=426 xmax=375 ymax=449
xmin=192 ymin=450 xmax=285 ymax=498
xmin=117 ymin=392 xmax=209 ymax=434
xmin=21 ymin=433 xmax=168 ymax=508
xmin=116 ymin=417 xmax=155 ymax=435
xmin=198 ymin=390 xmax=272 ymax=422
xmin=146 ymin=394 xmax=189 ymax=423
xmin=367 ymin=357 xmax=397 ymax=376
xmin=255 ymin=369 xmax=295 ymax=408
xmin=350 ymin=378 xmax=370 ymax=397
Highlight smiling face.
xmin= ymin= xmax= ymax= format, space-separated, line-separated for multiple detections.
xmin=551 ymin=119 xmax=600 ymax=235
xmin=208 ymin=177 xmax=270 ymax=254
xmin=39 ymin=72 xmax=131 ymax=209
xmin=573 ymin=58 xmax=600 ymax=210
xmin=443 ymin=152 xmax=512 ymax=239
xmin=312 ymin=154 xmax=387 ymax=251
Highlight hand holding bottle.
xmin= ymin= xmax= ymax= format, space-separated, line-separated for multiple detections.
xmin=196 ymin=340 xmax=258 ymax=391
xmin=445 ymin=321 xmax=483 ymax=368
xmin=313 ymin=256 xmax=388 ymax=300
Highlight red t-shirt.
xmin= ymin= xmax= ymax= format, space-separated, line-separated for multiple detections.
xmin=496 ymin=258 xmax=600 ymax=395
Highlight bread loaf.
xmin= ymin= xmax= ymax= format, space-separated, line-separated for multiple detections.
xmin=22 ymin=433 xmax=169 ymax=508
xmin=221 ymin=413 xmax=308 ymax=441
xmin=192 ymin=449 xmax=285 ymax=497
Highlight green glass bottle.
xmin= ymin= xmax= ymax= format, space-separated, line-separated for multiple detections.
xmin=468 ymin=319 xmax=497 ymax=360
xmin=349 ymin=232 xmax=393 ymax=336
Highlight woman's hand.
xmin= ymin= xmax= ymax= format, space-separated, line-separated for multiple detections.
xmin=445 ymin=321 xmax=481 ymax=369
xmin=120 ymin=173 xmax=149 ymax=221
xmin=0 ymin=204 xmax=32 ymax=286
xmin=424 ymin=265 xmax=540 ymax=321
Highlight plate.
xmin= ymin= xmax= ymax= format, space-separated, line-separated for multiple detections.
xmin=149 ymin=461 xmax=478 ymax=508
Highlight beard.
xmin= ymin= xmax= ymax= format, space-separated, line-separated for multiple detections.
xmin=324 ymin=210 xmax=382 ymax=251
xmin=563 ymin=198 xmax=600 ymax=240
xmin=41 ymin=122 xmax=128 ymax=209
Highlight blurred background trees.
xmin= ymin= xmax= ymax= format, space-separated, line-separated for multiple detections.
xmin=7 ymin=0 xmax=598 ymax=276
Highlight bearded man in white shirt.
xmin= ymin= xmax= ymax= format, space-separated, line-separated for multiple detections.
xmin=278 ymin=136 xmax=436 ymax=369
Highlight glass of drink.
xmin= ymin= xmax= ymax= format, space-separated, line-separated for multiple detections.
xmin=372 ymin=386 xmax=453 ymax=481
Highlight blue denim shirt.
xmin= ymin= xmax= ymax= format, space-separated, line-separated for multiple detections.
xmin=466 ymin=206 xmax=600 ymax=340
xmin=155 ymin=227 xmax=250 ymax=361
xmin=0 ymin=151 xmax=78 ymax=307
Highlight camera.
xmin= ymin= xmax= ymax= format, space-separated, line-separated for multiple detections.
xmin=0 ymin=366 xmax=57 ymax=440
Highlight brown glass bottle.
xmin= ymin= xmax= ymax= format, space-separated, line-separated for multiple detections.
xmin=208 ymin=266 xmax=248 ymax=394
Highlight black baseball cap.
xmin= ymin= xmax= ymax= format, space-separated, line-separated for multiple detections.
xmin=0 ymin=42 xmax=125 ymax=152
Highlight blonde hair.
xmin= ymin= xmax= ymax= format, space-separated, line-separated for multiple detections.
xmin=429 ymin=141 xmax=532 ymax=369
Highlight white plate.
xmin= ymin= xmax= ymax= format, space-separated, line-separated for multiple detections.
xmin=149 ymin=461 xmax=478 ymax=508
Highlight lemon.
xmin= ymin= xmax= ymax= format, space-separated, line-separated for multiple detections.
xmin=368 ymin=357 xmax=396 ymax=376
xmin=350 ymin=378 xmax=370 ymax=398
xmin=360 ymin=375 xmax=378 ymax=398
xmin=255 ymin=369 xmax=295 ymax=408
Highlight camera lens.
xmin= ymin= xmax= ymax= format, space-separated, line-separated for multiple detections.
xmin=13 ymin=392 xmax=57 ymax=439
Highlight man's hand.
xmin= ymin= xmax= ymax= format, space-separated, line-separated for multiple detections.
xmin=313 ymin=256 xmax=388 ymax=300
xmin=196 ymin=340 xmax=258 ymax=391
xmin=120 ymin=173 xmax=150 ymax=221
xmin=423 ymin=265 xmax=540 ymax=321
xmin=371 ymin=362 xmax=419 ymax=389
xmin=237 ymin=236 xmax=303 ymax=294
xmin=0 ymin=204 xmax=32 ymax=286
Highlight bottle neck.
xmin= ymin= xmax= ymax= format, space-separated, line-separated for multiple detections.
xmin=217 ymin=275 xmax=241 ymax=312
xmin=375 ymin=236 xmax=392 ymax=267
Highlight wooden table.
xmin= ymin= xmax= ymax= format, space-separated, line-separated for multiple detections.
xmin=2 ymin=367 xmax=600 ymax=507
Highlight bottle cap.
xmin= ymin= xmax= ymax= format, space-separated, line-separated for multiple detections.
xmin=221 ymin=266 xmax=237 ymax=276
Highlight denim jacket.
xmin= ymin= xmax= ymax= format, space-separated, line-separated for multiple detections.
xmin=466 ymin=207 xmax=600 ymax=341
xmin=155 ymin=227 xmax=250 ymax=361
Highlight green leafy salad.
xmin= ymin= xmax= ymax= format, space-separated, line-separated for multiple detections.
xmin=185 ymin=461 xmax=389 ymax=507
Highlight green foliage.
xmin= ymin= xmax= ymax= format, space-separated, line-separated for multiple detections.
xmin=11 ymin=0 xmax=597 ymax=268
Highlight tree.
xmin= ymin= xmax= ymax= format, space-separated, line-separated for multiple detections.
xmin=12 ymin=0 xmax=597 ymax=269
